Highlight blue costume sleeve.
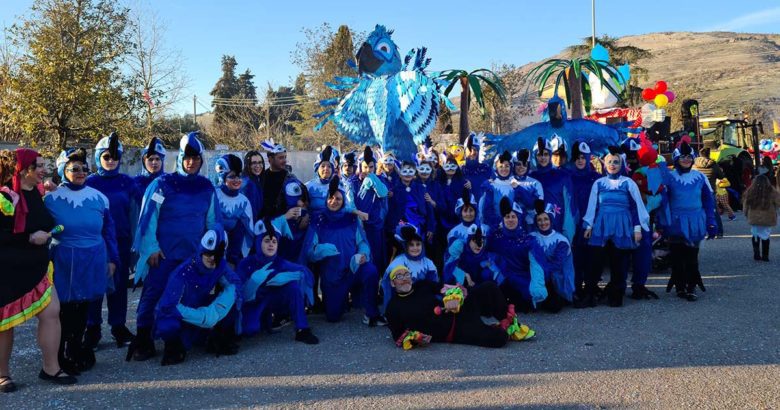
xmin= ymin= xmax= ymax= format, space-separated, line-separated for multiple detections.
xmin=300 ymin=229 xmax=339 ymax=263
xmin=177 ymin=277 xmax=236 ymax=329
xmin=550 ymin=240 xmax=574 ymax=301
xmin=625 ymin=177 xmax=650 ymax=231
xmin=562 ymin=184 xmax=575 ymax=243
xmin=701 ymin=177 xmax=717 ymax=230
xmin=478 ymin=181 xmax=492 ymax=226
xmin=102 ymin=207 xmax=120 ymax=265
xmin=206 ymin=189 xmax=220 ymax=229
xmin=271 ymin=215 xmax=294 ymax=240
xmin=528 ymin=251 xmax=548 ymax=307
xmin=134 ymin=179 xmax=162 ymax=284
xmin=582 ymin=180 xmax=600 ymax=230
xmin=350 ymin=222 xmax=371 ymax=274
xmin=443 ymin=239 xmax=467 ymax=284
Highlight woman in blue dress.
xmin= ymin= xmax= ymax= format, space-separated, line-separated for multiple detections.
xmin=45 ymin=148 xmax=119 ymax=374
xmin=530 ymin=200 xmax=576 ymax=312
xmin=661 ymin=141 xmax=717 ymax=301
xmin=582 ymin=147 xmax=649 ymax=307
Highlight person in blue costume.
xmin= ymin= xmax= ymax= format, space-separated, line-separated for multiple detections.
xmin=276 ymin=178 xmax=311 ymax=262
xmin=45 ymin=148 xmax=119 ymax=374
xmin=129 ymin=132 xmax=220 ymax=362
xmin=378 ymin=151 xmax=400 ymax=188
xmin=511 ymin=149 xmax=544 ymax=231
xmin=340 ymin=151 xmax=357 ymax=179
xmin=530 ymin=137 xmax=576 ymax=242
xmin=153 ymin=227 xmax=242 ymax=366
xmin=345 ymin=146 xmax=389 ymax=271
xmin=386 ymin=161 xmax=435 ymax=257
xmin=566 ymin=141 xmax=602 ymax=302
xmin=549 ymin=134 xmax=569 ymax=169
xmin=660 ymin=141 xmax=716 ymax=301
xmin=306 ymin=146 xmax=340 ymax=217
xmin=446 ymin=188 xmax=490 ymax=245
xmin=133 ymin=136 xmax=166 ymax=195
xmin=529 ymin=200 xmax=576 ymax=312
xmin=236 ymin=218 xmax=319 ymax=345
xmin=478 ymin=150 xmax=519 ymax=230
xmin=380 ymin=224 xmax=439 ymax=311
xmin=443 ymin=225 xmax=504 ymax=289
xmin=214 ymin=154 xmax=254 ymax=266
xmin=436 ymin=153 xmax=469 ymax=237
xmin=462 ymin=132 xmax=492 ymax=201
xmin=300 ymin=177 xmax=384 ymax=325
xmin=83 ymin=133 xmax=141 ymax=351
xmin=488 ymin=197 xmax=548 ymax=313
xmin=621 ymin=137 xmax=663 ymax=301
xmin=581 ymin=147 xmax=650 ymax=308
xmin=415 ymin=148 xmax=446 ymax=268
xmin=237 ymin=151 xmax=264 ymax=221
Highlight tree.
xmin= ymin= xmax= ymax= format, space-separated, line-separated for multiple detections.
xmin=210 ymin=55 xmax=240 ymax=124
xmin=3 ymin=0 xmax=132 ymax=152
xmin=125 ymin=6 xmax=189 ymax=135
xmin=525 ymin=54 xmax=624 ymax=120
xmin=290 ymin=23 xmax=364 ymax=150
xmin=567 ymin=35 xmax=652 ymax=107
xmin=439 ymin=68 xmax=507 ymax=143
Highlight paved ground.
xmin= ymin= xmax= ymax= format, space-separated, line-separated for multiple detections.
xmin=4 ymin=215 xmax=779 ymax=409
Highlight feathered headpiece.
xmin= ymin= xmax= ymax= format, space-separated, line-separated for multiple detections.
xmin=261 ymin=138 xmax=286 ymax=154
xmin=327 ymin=176 xmax=344 ymax=199
xmin=499 ymin=196 xmax=523 ymax=218
xmin=56 ymin=148 xmax=88 ymax=180
xmin=94 ymin=132 xmax=123 ymax=175
xmin=254 ymin=218 xmax=281 ymax=240
xmin=495 ymin=150 xmax=512 ymax=166
xmin=342 ymin=151 xmax=357 ymax=168
xmin=549 ymin=134 xmax=567 ymax=155
xmin=215 ymin=154 xmax=243 ymax=184
xmin=200 ymin=225 xmax=228 ymax=265
xmin=465 ymin=132 xmax=481 ymax=150
xmin=533 ymin=199 xmax=556 ymax=220
xmin=143 ymin=136 xmax=166 ymax=160
xmin=513 ymin=149 xmax=530 ymax=165
xmin=466 ymin=224 xmax=485 ymax=248
xmin=454 ymin=187 xmax=477 ymax=216
xmin=359 ymin=146 xmax=376 ymax=165
xmin=394 ymin=222 xmax=423 ymax=244
xmin=571 ymin=140 xmax=591 ymax=160
xmin=314 ymin=145 xmax=338 ymax=173
xmin=533 ymin=137 xmax=552 ymax=155
xmin=672 ymin=140 xmax=697 ymax=162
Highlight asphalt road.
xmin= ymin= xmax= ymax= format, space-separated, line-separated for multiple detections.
xmin=4 ymin=215 xmax=779 ymax=409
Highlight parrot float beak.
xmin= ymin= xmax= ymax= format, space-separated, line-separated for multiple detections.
xmin=357 ymin=42 xmax=382 ymax=74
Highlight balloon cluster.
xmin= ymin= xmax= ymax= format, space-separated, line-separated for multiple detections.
xmin=641 ymin=81 xmax=676 ymax=108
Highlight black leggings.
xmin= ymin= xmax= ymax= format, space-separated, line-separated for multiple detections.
xmin=668 ymin=243 xmax=703 ymax=293
xmin=452 ymin=282 xmax=509 ymax=348
xmin=586 ymin=242 xmax=631 ymax=293
xmin=60 ymin=301 xmax=89 ymax=352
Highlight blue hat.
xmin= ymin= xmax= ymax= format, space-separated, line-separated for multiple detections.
xmin=94 ymin=132 xmax=123 ymax=176
xmin=200 ymin=225 xmax=228 ymax=266
xmin=56 ymin=148 xmax=88 ymax=181
xmin=215 ymin=154 xmax=243 ymax=185
xmin=177 ymin=132 xmax=204 ymax=176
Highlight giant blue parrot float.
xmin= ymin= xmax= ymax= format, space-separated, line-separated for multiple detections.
xmin=483 ymin=94 xmax=621 ymax=159
xmin=314 ymin=25 xmax=455 ymax=162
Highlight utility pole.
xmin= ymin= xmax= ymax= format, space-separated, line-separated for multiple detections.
xmin=193 ymin=95 xmax=198 ymax=130
xmin=591 ymin=0 xmax=596 ymax=48
xmin=265 ymin=95 xmax=271 ymax=140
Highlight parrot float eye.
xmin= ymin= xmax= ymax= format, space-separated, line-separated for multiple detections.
xmin=376 ymin=41 xmax=391 ymax=56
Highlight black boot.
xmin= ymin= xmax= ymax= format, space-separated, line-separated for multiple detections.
xmin=160 ymin=339 xmax=186 ymax=366
xmin=111 ymin=325 xmax=135 ymax=348
xmin=83 ymin=324 xmax=101 ymax=351
xmin=761 ymin=239 xmax=770 ymax=262
xmin=57 ymin=304 xmax=80 ymax=376
xmin=206 ymin=327 xmax=239 ymax=357
xmin=752 ymin=236 xmax=761 ymax=260
xmin=126 ymin=327 xmax=156 ymax=362
xmin=295 ymin=328 xmax=320 ymax=345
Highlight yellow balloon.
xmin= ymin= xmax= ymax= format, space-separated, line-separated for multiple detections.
xmin=654 ymin=94 xmax=669 ymax=108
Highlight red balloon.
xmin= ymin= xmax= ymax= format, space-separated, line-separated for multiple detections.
xmin=654 ymin=81 xmax=668 ymax=94
xmin=641 ymin=88 xmax=657 ymax=101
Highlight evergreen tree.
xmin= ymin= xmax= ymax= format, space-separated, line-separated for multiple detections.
xmin=210 ymin=55 xmax=240 ymax=124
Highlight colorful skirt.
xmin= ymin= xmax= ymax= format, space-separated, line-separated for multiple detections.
xmin=0 ymin=263 xmax=53 ymax=331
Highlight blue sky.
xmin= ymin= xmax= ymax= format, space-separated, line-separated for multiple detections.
xmin=2 ymin=1 xmax=779 ymax=115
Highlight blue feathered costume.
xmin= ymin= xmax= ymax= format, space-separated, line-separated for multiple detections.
xmin=154 ymin=227 xmax=242 ymax=365
xmin=529 ymin=201 xmax=576 ymax=309
xmin=530 ymin=137 xmax=576 ymax=242
xmin=512 ymin=149 xmax=545 ymax=231
xmin=300 ymin=177 xmax=381 ymax=324
xmin=84 ymin=133 xmax=142 ymax=347
xmin=443 ymin=225 xmax=505 ymax=288
xmin=214 ymin=154 xmax=254 ymax=265
xmin=345 ymin=147 xmax=389 ymax=270
xmin=134 ymin=137 xmax=167 ymax=194
xmin=478 ymin=150 xmax=519 ymax=230
xmin=381 ymin=224 xmax=439 ymax=312
xmin=566 ymin=141 xmax=601 ymax=298
xmin=130 ymin=132 xmax=220 ymax=362
xmin=314 ymin=25 xmax=454 ymax=162
xmin=237 ymin=219 xmax=318 ymax=344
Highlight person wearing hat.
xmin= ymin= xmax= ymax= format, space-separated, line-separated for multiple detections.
xmin=511 ymin=148 xmax=544 ymax=231
xmin=566 ymin=140 xmax=601 ymax=302
xmin=488 ymin=197 xmax=548 ymax=313
xmin=340 ymin=151 xmax=357 ymax=178
xmin=529 ymin=200 xmax=576 ymax=313
xmin=153 ymin=227 xmax=242 ymax=366
xmin=45 ymin=148 xmax=119 ymax=374
xmin=380 ymin=223 xmax=439 ymax=311
xmin=345 ymin=146 xmax=389 ymax=270
xmin=478 ymin=150 xmax=519 ymax=230
xmin=549 ymin=134 xmax=568 ymax=169
xmin=581 ymin=147 xmax=650 ymax=308
xmin=83 ymin=132 xmax=141 ymax=350
xmin=462 ymin=132 xmax=492 ymax=201
xmin=659 ymin=141 xmax=716 ymax=301
xmin=130 ymin=132 xmax=220 ymax=362
xmin=443 ymin=224 xmax=503 ymax=289
xmin=0 ymin=148 xmax=78 ymax=391
xmin=530 ymin=137 xmax=576 ymax=243
xmin=276 ymin=177 xmax=310 ymax=262
xmin=260 ymin=139 xmax=294 ymax=218
xmin=300 ymin=177 xmax=383 ymax=325
xmin=240 ymin=150 xmax=265 ymax=221
xmin=306 ymin=146 xmax=340 ymax=217
xmin=385 ymin=265 xmax=535 ymax=348
xmin=134 ymin=136 xmax=167 ymax=194
xmin=445 ymin=187 xmax=489 ymax=245
xmin=237 ymin=218 xmax=319 ymax=344
xmin=378 ymin=150 xmax=400 ymax=188
xmin=435 ymin=153 xmax=469 ymax=239
xmin=416 ymin=147 xmax=446 ymax=267
xmin=386 ymin=160 xmax=435 ymax=258
xmin=214 ymin=154 xmax=254 ymax=265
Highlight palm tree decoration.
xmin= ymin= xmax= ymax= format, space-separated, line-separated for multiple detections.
xmin=525 ymin=56 xmax=625 ymax=119
xmin=439 ymin=69 xmax=507 ymax=143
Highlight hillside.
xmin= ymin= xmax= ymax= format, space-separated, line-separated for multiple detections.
xmin=501 ymin=31 xmax=780 ymax=132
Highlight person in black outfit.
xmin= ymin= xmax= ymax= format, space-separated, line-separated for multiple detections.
xmin=385 ymin=266 xmax=534 ymax=349
xmin=260 ymin=140 xmax=295 ymax=218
